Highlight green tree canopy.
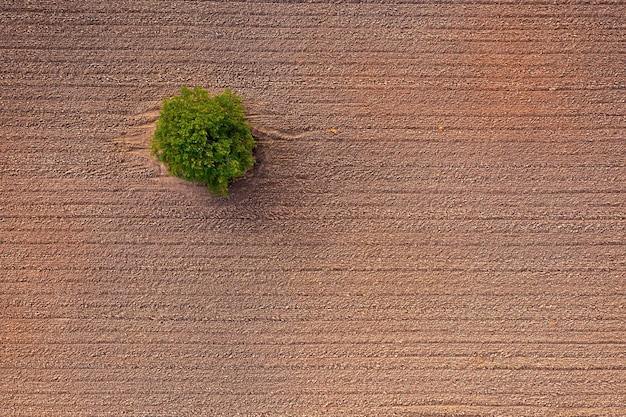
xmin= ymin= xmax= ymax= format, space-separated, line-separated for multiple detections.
xmin=151 ymin=87 xmax=256 ymax=197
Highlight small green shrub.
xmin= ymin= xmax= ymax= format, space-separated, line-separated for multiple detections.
xmin=151 ymin=86 xmax=256 ymax=197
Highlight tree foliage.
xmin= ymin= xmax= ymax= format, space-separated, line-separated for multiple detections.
xmin=151 ymin=87 xmax=256 ymax=197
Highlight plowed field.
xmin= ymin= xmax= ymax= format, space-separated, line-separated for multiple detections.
xmin=1 ymin=1 xmax=625 ymax=416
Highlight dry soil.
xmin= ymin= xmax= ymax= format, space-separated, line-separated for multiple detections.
xmin=1 ymin=1 xmax=625 ymax=416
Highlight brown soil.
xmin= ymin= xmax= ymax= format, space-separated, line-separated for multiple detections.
xmin=1 ymin=1 xmax=625 ymax=416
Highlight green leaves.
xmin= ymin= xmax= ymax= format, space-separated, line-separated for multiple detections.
xmin=151 ymin=87 xmax=256 ymax=198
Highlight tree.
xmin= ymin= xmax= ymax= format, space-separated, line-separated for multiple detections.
xmin=151 ymin=86 xmax=256 ymax=197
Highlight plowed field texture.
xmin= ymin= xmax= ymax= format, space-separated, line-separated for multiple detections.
xmin=1 ymin=1 xmax=625 ymax=416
